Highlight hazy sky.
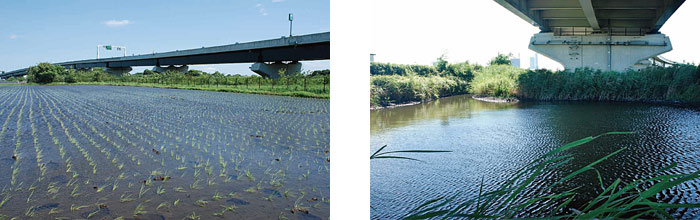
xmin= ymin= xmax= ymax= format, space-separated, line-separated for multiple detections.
xmin=371 ymin=0 xmax=700 ymax=70
xmin=0 ymin=0 xmax=329 ymax=75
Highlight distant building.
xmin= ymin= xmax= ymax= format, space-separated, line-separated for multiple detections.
xmin=370 ymin=53 xmax=376 ymax=63
xmin=510 ymin=57 xmax=520 ymax=68
xmin=529 ymin=54 xmax=539 ymax=70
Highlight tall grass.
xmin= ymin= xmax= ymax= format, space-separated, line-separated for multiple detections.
xmin=370 ymin=75 xmax=469 ymax=107
xmin=402 ymin=132 xmax=700 ymax=219
xmin=519 ymin=65 xmax=700 ymax=102
xmin=469 ymin=65 xmax=527 ymax=98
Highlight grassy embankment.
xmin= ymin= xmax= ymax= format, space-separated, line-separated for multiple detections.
xmin=370 ymin=60 xmax=475 ymax=107
xmin=371 ymin=55 xmax=700 ymax=107
xmin=8 ymin=63 xmax=330 ymax=99
xmin=38 ymin=81 xmax=329 ymax=99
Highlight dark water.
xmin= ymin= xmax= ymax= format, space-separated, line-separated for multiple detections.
xmin=0 ymin=85 xmax=329 ymax=219
xmin=371 ymin=95 xmax=700 ymax=219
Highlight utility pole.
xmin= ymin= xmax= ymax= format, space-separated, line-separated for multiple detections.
xmin=289 ymin=13 xmax=293 ymax=37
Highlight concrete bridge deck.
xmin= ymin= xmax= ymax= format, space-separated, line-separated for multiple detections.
xmin=1 ymin=32 xmax=330 ymax=79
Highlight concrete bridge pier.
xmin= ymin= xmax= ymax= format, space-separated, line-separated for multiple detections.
xmin=105 ymin=67 xmax=133 ymax=76
xmin=250 ymin=61 xmax=302 ymax=79
xmin=75 ymin=68 xmax=92 ymax=73
xmin=153 ymin=65 xmax=189 ymax=73
xmin=529 ymin=33 xmax=673 ymax=72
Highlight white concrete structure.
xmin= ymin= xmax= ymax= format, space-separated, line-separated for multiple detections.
xmin=529 ymin=33 xmax=672 ymax=72
xmin=494 ymin=0 xmax=685 ymax=71
xmin=250 ymin=62 xmax=302 ymax=78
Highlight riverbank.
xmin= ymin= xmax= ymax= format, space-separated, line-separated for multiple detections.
xmin=472 ymin=95 xmax=519 ymax=103
xmin=371 ymin=60 xmax=700 ymax=108
xmin=370 ymin=74 xmax=469 ymax=108
xmin=28 ymin=82 xmax=330 ymax=99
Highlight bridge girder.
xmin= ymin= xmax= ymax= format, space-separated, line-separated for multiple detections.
xmin=495 ymin=0 xmax=685 ymax=34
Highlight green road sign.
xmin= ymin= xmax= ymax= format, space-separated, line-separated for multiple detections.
xmin=105 ymin=45 xmax=112 ymax=50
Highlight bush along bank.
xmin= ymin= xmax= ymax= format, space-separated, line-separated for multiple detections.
xmin=369 ymin=57 xmax=479 ymax=108
xmin=518 ymin=65 xmax=700 ymax=102
xmin=370 ymin=54 xmax=700 ymax=108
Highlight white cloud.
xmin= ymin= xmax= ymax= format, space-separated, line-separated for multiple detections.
xmin=8 ymin=34 xmax=18 ymax=39
xmin=102 ymin=19 xmax=132 ymax=27
xmin=255 ymin=3 xmax=268 ymax=16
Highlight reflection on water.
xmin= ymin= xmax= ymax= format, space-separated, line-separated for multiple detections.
xmin=370 ymin=94 xmax=700 ymax=219
xmin=371 ymin=95 xmax=520 ymax=132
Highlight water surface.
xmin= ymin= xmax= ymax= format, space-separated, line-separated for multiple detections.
xmin=371 ymin=95 xmax=700 ymax=219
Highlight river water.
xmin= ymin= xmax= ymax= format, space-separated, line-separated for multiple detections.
xmin=370 ymin=94 xmax=700 ymax=219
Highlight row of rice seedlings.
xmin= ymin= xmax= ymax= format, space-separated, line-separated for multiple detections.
xmin=53 ymin=95 xmax=161 ymax=175
xmin=47 ymin=86 xmax=326 ymax=217
xmin=34 ymin=89 xmax=100 ymax=208
xmin=43 ymin=93 xmax=122 ymax=175
xmin=35 ymin=89 xmax=72 ymax=178
xmin=10 ymin=87 xmax=30 ymax=187
xmin=40 ymin=93 xmax=97 ymax=185
xmin=29 ymin=89 xmax=49 ymax=181
xmin=45 ymin=96 xmax=98 ymax=177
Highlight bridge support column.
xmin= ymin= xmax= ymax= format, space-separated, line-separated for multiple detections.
xmin=153 ymin=65 xmax=189 ymax=73
xmin=529 ymin=33 xmax=673 ymax=72
xmin=105 ymin=67 xmax=133 ymax=76
xmin=250 ymin=62 xmax=301 ymax=79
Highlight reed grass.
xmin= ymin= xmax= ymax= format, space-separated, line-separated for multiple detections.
xmin=401 ymin=132 xmax=700 ymax=219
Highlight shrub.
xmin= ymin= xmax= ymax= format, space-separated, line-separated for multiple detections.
xmin=27 ymin=63 xmax=68 ymax=84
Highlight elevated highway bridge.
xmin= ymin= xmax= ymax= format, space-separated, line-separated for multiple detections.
xmin=1 ymin=32 xmax=329 ymax=79
xmin=495 ymin=0 xmax=684 ymax=71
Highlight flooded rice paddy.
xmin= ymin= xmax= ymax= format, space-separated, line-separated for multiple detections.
xmin=371 ymin=94 xmax=700 ymax=219
xmin=0 ymin=85 xmax=329 ymax=219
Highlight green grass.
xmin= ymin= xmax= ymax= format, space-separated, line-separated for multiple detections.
xmin=31 ymin=81 xmax=330 ymax=99
xmin=400 ymin=132 xmax=700 ymax=219
xmin=518 ymin=65 xmax=700 ymax=102
xmin=469 ymin=64 xmax=527 ymax=98
xmin=369 ymin=58 xmax=700 ymax=106
xmin=370 ymin=75 xmax=469 ymax=107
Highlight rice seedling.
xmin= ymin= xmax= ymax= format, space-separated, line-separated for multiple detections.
xmin=25 ymin=206 xmax=37 ymax=218
xmin=186 ymin=211 xmax=201 ymax=220
xmin=120 ymin=193 xmax=135 ymax=203
xmin=133 ymin=203 xmax=147 ymax=216
xmin=0 ymin=193 xmax=11 ymax=208
xmin=196 ymin=199 xmax=209 ymax=207
xmin=245 ymin=169 xmax=255 ymax=182
xmin=174 ymin=199 xmax=181 ymax=207
xmin=212 ymin=192 xmax=224 ymax=201
xmin=138 ymin=185 xmax=150 ymax=198
xmin=70 ymin=204 xmax=89 ymax=212
xmin=48 ymin=208 xmax=62 ymax=215
xmin=156 ymin=202 xmax=169 ymax=210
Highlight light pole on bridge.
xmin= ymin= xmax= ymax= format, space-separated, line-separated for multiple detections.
xmin=289 ymin=13 xmax=293 ymax=37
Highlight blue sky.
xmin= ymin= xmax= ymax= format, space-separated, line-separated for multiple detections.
xmin=0 ymin=0 xmax=329 ymax=75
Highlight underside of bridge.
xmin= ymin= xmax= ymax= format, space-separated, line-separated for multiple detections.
xmin=495 ymin=0 xmax=685 ymax=72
